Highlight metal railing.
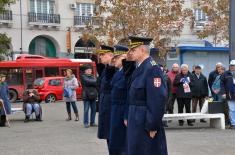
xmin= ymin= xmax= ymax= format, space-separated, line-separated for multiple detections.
xmin=74 ymin=16 xmax=103 ymax=26
xmin=0 ymin=10 xmax=12 ymax=21
xmin=28 ymin=12 xmax=60 ymax=24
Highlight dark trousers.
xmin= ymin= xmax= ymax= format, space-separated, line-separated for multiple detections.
xmin=224 ymin=101 xmax=231 ymax=126
xmin=167 ymin=93 xmax=177 ymax=114
xmin=177 ymin=98 xmax=192 ymax=124
xmin=192 ymin=97 xmax=205 ymax=113
xmin=83 ymin=100 xmax=96 ymax=125
xmin=66 ymin=102 xmax=78 ymax=114
xmin=107 ymin=140 xmax=125 ymax=155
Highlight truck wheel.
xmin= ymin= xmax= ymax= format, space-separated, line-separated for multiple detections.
xmin=9 ymin=89 xmax=18 ymax=103
xmin=45 ymin=94 xmax=56 ymax=103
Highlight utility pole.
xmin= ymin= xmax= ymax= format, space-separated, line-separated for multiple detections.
xmin=230 ymin=0 xmax=235 ymax=60
xmin=19 ymin=0 xmax=23 ymax=54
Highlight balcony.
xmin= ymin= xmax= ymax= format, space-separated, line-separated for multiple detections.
xmin=28 ymin=12 xmax=60 ymax=29
xmin=193 ymin=20 xmax=208 ymax=33
xmin=0 ymin=10 xmax=13 ymax=27
xmin=74 ymin=16 xmax=103 ymax=29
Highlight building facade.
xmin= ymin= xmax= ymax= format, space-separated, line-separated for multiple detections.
xmin=0 ymin=0 xmax=101 ymax=59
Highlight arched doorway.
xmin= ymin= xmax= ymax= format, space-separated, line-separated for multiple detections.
xmin=74 ymin=37 xmax=98 ymax=59
xmin=29 ymin=36 xmax=57 ymax=57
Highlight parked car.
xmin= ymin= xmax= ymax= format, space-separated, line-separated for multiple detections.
xmin=34 ymin=77 xmax=82 ymax=103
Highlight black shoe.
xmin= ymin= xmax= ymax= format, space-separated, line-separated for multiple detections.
xmin=188 ymin=123 xmax=194 ymax=126
xmin=36 ymin=116 xmax=42 ymax=122
xmin=0 ymin=115 xmax=6 ymax=127
xmin=90 ymin=123 xmax=98 ymax=127
xmin=229 ymin=125 xmax=235 ymax=129
xmin=179 ymin=122 xmax=184 ymax=126
xmin=24 ymin=116 xmax=30 ymax=123
xmin=200 ymin=119 xmax=207 ymax=123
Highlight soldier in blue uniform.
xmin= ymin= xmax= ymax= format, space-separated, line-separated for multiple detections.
xmin=97 ymin=45 xmax=116 ymax=155
xmin=109 ymin=45 xmax=129 ymax=155
xmin=126 ymin=36 xmax=168 ymax=155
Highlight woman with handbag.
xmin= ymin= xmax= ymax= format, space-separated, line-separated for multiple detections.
xmin=81 ymin=65 xmax=98 ymax=128
xmin=63 ymin=69 xmax=79 ymax=121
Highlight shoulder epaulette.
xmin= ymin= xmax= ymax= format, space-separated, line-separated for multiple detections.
xmin=150 ymin=60 xmax=157 ymax=66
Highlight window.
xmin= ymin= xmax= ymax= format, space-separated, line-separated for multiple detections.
xmin=75 ymin=3 xmax=95 ymax=16
xmin=0 ymin=68 xmax=24 ymax=86
xmin=167 ymin=52 xmax=179 ymax=60
xmin=49 ymin=79 xmax=61 ymax=86
xmin=194 ymin=9 xmax=207 ymax=21
xmin=30 ymin=0 xmax=55 ymax=14
xmin=45 ymin=67 xmax=59 ymax=77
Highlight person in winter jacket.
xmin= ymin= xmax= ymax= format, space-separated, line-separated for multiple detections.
xmin=221 ymin=60 xmax=235 ymax=129
xmin=208 ymin=62 xmax=223 ymax=97
xmin=191 ymin=66 xmax=208 ymax=123
xmin=81 ymin=65 xmax=98 ymax=128
xmin=0 ymin=74 xmax=11 ymax=127
xmin=23 ymin=84 xmax=42 ymax=122
xmin=174 ymin=64 xmax=194 ymax=126
xmin=63 ymin=69 xmax=79 ymax=121
xmin=167 ymin=63 xmax=180 ymax=114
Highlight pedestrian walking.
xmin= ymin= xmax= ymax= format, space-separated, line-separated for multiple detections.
xmin=191 ymin=66 xmax=208 ymax=123
xmin=174 ymin=64 xmax=194 ymax=126
xmin=0 ymin=74 xmax=11 ymax=127
xmin=208 ymin=62 xmax=223 ymax=98
xmin=63 ymin=69 xmax=79 ymax=121
xmin=167 ymin=63 xmax=180 ymax=114
xmin=97 ymin=45 xmax=116 ymax=155
xmin=109 ymin=45 xmax=129 ymax=155
xmin=127 ymin=36 xmax=168 ymax=155
xmin=81 ymin=65 xmax=98 ymax=128
xmin=221 ymin=60 xmax=235 ymax=129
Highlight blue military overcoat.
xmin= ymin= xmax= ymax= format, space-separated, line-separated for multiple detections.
xmin=98 ymin=66 xmax=116 ymax=139
xmin=0 ymin=82 xmax=11 ymax=115
xmin=109 ymin=69 xmax=127 ymax=152
xmin=127 ymin=57 xmax=168 ymax=155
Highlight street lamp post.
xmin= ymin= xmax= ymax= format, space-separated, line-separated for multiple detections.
xmin=19 ymin=0 xmax=23 ymax=54
xmin=230 ymin=0 xmax=235 ymax=60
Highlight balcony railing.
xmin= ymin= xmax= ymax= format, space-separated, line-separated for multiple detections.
xmin=74 ymin=16 xmax=103 ymax=26
xmin=28 ymin=12 xmax=60 ymax=24
xmin=0 ymin=10 xmax=12 ymax=21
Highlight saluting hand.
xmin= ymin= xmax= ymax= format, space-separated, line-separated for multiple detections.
xmin=124 ymin=120 xmax=128 ymax=127
xmin=149 ymin=131 xmax=157 ymax=139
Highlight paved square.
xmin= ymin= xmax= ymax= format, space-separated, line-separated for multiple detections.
xmin=0 ymin=102 xmax=235 ymax=155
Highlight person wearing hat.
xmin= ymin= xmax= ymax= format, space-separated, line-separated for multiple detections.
xmin=221 ymin=60 xmax=235 ymax=129
xmin=191 ymin=65 xmax=209 ymax=123
xmin=80 ymin=64 xmax=98 ymax=128
xmin=0 ymin=74 xmax=11 ymax=127
xmin=126 ymin=36 xmax=168 ymax=155
xmin=96 ymin=45 xmax=117 ymax=154
xmin=108 ymin=45 xmax=130 ymax=155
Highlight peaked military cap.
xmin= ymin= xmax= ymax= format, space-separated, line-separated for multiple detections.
xmin=128 ymin=36 xmax=153 ymax=49
xmin=97 ymin=45 xmax=114 ymax=54
xmin=113 ymin=45 xmax=129 ymax=55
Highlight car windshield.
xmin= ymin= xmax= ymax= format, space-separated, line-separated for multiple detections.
xmin=34 ymin=78 xmax=45 ymax=86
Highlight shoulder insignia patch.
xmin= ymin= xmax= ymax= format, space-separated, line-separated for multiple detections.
xmin=150 ymin=60 xmax=157 ymax=66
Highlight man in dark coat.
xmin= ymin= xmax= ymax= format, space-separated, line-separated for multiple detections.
xmin=220 ymin=60 xmax=235 ymax=129
xmin=109 ymin=45 xmax=129 ymax=155
xmin=97 ymin=45 xmax=116 ymax=155
xmin=174 ymin=64 xmax=194 ymax=126
xmin=127 ymin=36 xmax=168 ymax=155
xmin=191 ymin=66 xmax=209 ymax=122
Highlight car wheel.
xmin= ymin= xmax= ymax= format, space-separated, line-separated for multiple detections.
xmin=9 ymin=89 xmax=18 ymax=103
xmin=45 ymin=94 xmax=56 ymax=103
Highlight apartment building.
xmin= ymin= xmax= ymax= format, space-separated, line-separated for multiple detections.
xmin=0 ymin=0 xmax=101 ymax=58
